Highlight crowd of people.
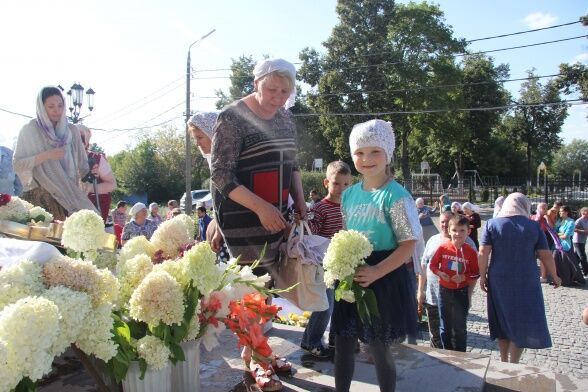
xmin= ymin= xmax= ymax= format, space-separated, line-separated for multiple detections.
xmin=3 ymin=59 xmax=587 ymax=392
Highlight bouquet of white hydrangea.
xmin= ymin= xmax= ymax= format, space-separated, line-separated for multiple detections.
xmin=61 ymin=209 xmax=107 ymax=254
xmin=323 ymin=230 xmax=379 ymax=325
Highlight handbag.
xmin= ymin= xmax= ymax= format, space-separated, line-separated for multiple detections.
xmin=274 ymin=221 xmax=329 ymax=311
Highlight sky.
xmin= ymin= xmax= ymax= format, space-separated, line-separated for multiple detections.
xmin=0 ymin=0 xmax=586 ymax=156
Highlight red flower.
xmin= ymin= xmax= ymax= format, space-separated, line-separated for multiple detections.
xmin=0 ymin=193 xmax=11 ymax=207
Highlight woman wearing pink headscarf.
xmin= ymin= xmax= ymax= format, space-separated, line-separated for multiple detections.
xmin=478 ymin=193 xmax=561 ymax=363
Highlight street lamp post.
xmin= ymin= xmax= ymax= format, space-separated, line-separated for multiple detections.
xmin=184 ymin=29 xmax=215 ymax=215
xmin=58 ymin=83 xmax=95 ymax=124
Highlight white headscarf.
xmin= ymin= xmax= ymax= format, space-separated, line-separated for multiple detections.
xmin=415 ymin=198 xmax=425 ymax=208
xmin=451 ymin=202 xmax=462 ymax=211
xmin=188 ymin=111 xmax=218 ymax=139
xmin=130 ymin=202 xmax=147 ymax=221
xmin=497 ymin=193 xmax=530 ymax=218
xmin=493 ymin=196 xmax=505 ymax=218
xmin=148 ymin=202 xmax=158 ymax=212
xmin=36 ymin=87 xmax=75 ymax=180
xmin=462 ymin=202 xmax=480 ymax=213
xmin=188 ymin=111 xmax=219 ymax=167
xmin=253 ymin=58 xmax=297 ymax=109
xmin=349 ymin=119 xmax=396 ymax=162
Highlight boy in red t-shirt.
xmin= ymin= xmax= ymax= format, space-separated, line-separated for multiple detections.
xmin=430 ymin=215 xmax=479 ymax=352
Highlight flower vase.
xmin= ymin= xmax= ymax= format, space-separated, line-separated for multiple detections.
xmin=171 ymin=339 xmax=201 ymax=392
xmin=122 ymin=361 xmax=172 ymax=392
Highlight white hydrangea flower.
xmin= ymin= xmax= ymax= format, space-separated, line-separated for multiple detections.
xmin=129 ymin=270 xmax=185 ymax=326
xmin=152 ymin=259 xmax=189 ymax=288
xmin=0 ymin=297 xmax=60 ymax=383
xmin=28 ymin=206 xmax=53 ymax=224
xmin=116 ymin=254 xmax=153 ymax=306
xmin=61 ymin=209 xmax=106 ymax=252
xmin=76 ymin=303 xmax=117 ymax=362
xmin=44 ymin=286 xmax=91 ymax=356
xmin=179 ymin=242 xmax=222 ymax=296
xmin=150 ymin=214 xmax=194 ymax=259
xmin=43 ymin=255 xmax=118 ymax=307
xmin=0 ymin=260 xmax=44 ymax=310
xmin=339 ymin=290 xmax=356 ymax=303
xmin=136 ymin=335 xmax=170 ymax=371
xmin=0 ymin=338 xmax=20 ymax=392
xmin=323 ymin=230 xmax=373 ymax=303
xmin=0 ymin=196 xmax=29 ymax=223
xmin=119 ymin=236 xmax=156 ymax=263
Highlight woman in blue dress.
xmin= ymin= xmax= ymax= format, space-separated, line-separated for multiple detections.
xmin=478 ymin=193 xmax=561 ymax=363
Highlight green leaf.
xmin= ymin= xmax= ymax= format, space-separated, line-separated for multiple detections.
xmin=364 ymin=288 xmax=380 ymax=319
xmin=169 ymin=342 xmax=185 ymax=363
xmin=139 ymin=358 xmax=148 ymax=380
xmin=172 ymin=323 xmax=189 ymax=342
xmin=116 ymin=323 xmax=131 ymax=344
xmin=14 ymin=377 xmax=36 ymax=392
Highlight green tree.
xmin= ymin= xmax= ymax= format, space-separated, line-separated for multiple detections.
xmin=410 ymin=54 xmax=510 ymax=181
xmin=508 ymin=70 xmax=568 ymax=184
xmin=109 ymin=127 xmax=208 ymax=203
xmin=552 ymin=139 xmax=588 ymax=178
xmin=557 ymin=62 xmax=588 ymax=102
xmin=298 ymin=0 xmax=466 ymax=179
xmin=215 ymin=55 xmax=256 ymax=109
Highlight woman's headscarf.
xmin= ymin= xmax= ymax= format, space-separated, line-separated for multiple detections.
xmin=148 ymin=202 xmax=158 ymax=213
xmin=493 ymin=196 xmax=505 ymax=218
xmin=415 ymin=198 xmax=425 ymax=208
xmin=497 ymin=193 xmax=530 ymax=218
xmin=462 ymin=202 xmax=480 ymax=213
xmin=188 ymin=111 xmax=219 ymax=140
xmin=253 ymin=58 xmax=297 ymax=109
xmin=36 ymin=87 xmax=75 ymax=180
xmin=129 ymin=202 xmax=147 ymax=221
xmin=188 ymin=111 xmax=219 ymax=168
xmin=451 ymin=201 xmax=462 ymax=211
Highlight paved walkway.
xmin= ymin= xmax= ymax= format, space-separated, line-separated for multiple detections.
xmin=422 ymin=209 xmax=588 ymax=379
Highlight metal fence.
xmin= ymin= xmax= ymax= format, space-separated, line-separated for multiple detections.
xmin=400 ymin=176 xmax=588 ymax=207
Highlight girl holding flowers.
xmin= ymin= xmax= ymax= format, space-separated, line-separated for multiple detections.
xmin=332 ymin=119 xmax=421 ymax=392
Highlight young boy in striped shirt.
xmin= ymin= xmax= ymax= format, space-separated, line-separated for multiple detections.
xmin=301 ymin=160 xmax=353 ymax=357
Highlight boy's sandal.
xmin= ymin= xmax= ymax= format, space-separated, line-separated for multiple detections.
xmin=271 ymin=355 xmax=292 ymax=373
xmin=250 ymin=363 xmax=283 ymax=392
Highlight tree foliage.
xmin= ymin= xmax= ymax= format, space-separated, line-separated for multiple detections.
xmin=552 ymin=139 xmax=588 ymax=178
xmin=109 ymin=126 xmax=208 ymax=203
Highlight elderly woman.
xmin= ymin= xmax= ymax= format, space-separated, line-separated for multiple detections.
xmin=451 ymin=201 xmax=463 ymax=215
xmin=187 ymin=111 xmax=231 ymax=262
xmin=13 ymin=86 xmax=97 ymax=220
xmin=78 ymin=124 xmax=117 ymax=222
xmin=121 ymin=202 xmax=157 ymax=245
xmin=147 ymin=202 xmax=163 ymax=227
xmin=210 ymin=58 xmax=306 ymax=390
xmin=478 ymin=193 xmax=561 ymax=363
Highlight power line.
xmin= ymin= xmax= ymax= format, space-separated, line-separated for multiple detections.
xmin=467 ymin=20 xmax=581 ymax=42
xmin=0 ymin=107 xmax=32 ymax=119
xmin=193 ymin=72 xmax=571 ymax=100
xmin=291 ymin=99 xmax=583 ymax=117
xmin=90 ymin=77 xmax=184 ymax=124
xmin=192 ymin=21 xmax=584 ymax=74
